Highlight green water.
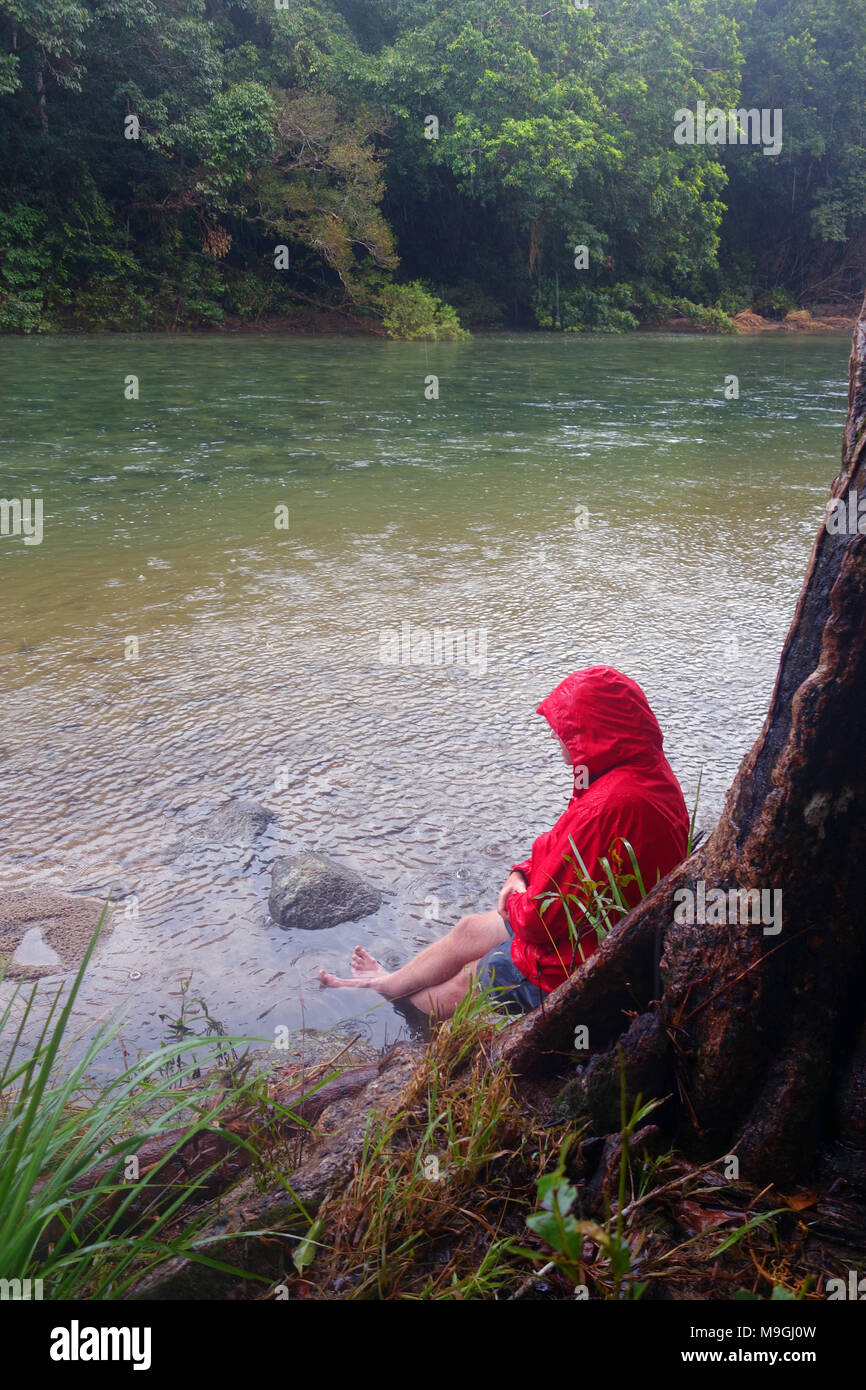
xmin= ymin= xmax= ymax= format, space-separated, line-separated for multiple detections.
xmin=0 ymin=330 xmax=851 ymax=1064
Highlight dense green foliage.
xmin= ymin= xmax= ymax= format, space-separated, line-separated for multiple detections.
xmin=0 ymin=0 xmax=863 ymax=334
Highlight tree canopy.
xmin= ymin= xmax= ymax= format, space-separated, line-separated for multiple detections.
xmin=0 ymin=0 xmax=863 ymax=333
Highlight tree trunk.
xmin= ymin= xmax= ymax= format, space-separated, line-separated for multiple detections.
xmin=495 ymin=292 xmax=866 ymax=1188
xmin=35 ymin=61 xmax=48 ymax=133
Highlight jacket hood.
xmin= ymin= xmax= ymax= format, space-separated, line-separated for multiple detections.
xmin=537 ymin=666 xmax=665 ymax=788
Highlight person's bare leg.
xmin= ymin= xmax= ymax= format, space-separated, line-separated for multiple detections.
xmin=317 ymin=910 xmax=507 ymax=1000
xmin=406 ymin=956 xmax=485 ymax=1019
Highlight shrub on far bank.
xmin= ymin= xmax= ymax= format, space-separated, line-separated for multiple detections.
xmin=376 ymin=280 xmax=470 ymax=340
xmin=635 ymin=286 xmax=737 ymax=333
xmin=533 ymin=280 xmax=639 ymax=333
xmin=441 ymin=280 xmax=508 ymax=329
xmin=752 ymin=287 xmax=799 ymax=321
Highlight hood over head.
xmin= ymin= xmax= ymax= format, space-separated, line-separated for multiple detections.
xmin=537 ymin=666 xmax=665 ymax=787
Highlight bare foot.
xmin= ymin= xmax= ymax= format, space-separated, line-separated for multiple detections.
xmin=318 ymin=945 xmax=393 ymax=993
xmin=317 ymin=969 xmax=369 ymax=989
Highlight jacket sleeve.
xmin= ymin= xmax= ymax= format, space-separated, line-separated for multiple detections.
xmin=510 ymin=857 xmax=533 ymax=881
xmin=506 ymin=869 xmax=575 ymax=953
xmin=508 ymin=810 xmax=609 ymax=959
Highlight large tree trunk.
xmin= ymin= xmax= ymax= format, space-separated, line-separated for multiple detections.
xmin=495 ymin=293 xmax=866 ymax=1188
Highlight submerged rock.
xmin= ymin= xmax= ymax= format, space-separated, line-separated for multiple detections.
xmin=156 ymin=797 xmax=276 ymax=863
xmin=269 ymin=852 xmax=382 ymax=931
xmin=190 ymin=798 xmax=276 ymax=845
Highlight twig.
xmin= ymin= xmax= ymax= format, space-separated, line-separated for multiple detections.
xmin=619 ymin=1152 xmax=734 ymax=1222
xmin=508 ymin=1259 xmax=556 ymax=1300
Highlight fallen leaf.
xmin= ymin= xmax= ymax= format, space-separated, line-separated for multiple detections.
xmin=673 ymin=1201 xmax=741 ymax=1234
xmin=781 ymin=1191 xmax=818 ymax=1212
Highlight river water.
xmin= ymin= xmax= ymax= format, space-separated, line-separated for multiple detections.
xmin=0 ymin=331 xmax=850 ymax=1070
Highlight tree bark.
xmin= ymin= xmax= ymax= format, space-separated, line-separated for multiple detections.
xmin=35 ymin=61 xmax=47 ymax=133
xmin=495 ymin=292 xmax=866 ymax=1188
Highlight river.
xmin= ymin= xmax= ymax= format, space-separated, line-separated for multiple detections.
xmin=0 ymin=330 xmax=850 ymax=1070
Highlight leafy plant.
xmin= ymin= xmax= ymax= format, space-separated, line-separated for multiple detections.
xmin=687 ymin=769 xmax=703 ymax=856
xmin=734 ymin=1280 xmax=812 ymax=1300
xmin=752 ymin=287 xmax=798 ymax=321
xmin=520 ymin=1054 xmax=663 ymax=1298
xmin=0 ymin=906 xmax=274 ymax=1298
xmin=376 ymin=280 xmax=470 ymax=340
xmin=535 ymin=835 xmax=649 ymax=967
xmin=525 ymin=1139 xmax=585 ymax=1286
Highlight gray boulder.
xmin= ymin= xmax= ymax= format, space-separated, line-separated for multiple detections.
xmin=269 ymin=852 xmax=382 ymax=931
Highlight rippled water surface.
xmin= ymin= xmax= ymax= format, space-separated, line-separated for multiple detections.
xmin=0 ymin=331 xmax=851 ymax=1068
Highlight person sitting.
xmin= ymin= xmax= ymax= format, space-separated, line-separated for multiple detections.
xmin=318 ymin=665 xmax=689 ymax=1018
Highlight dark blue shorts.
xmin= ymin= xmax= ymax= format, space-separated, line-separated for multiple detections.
xmin=475 ymin=927 xmax=544 ymax=1016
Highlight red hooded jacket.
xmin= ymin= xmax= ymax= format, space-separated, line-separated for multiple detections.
xmin=507 ymin=667 xmax=689 ymax=993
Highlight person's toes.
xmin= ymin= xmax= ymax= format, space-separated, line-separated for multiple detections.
xmin=351 ymin=946 xmax=382 ymax=975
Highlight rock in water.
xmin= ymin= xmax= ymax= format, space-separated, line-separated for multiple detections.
xmin=191 ymin=798 xmax=275 ymax=845
xmin=269 ymin=853 xmax=382 ymax=931
xmin=156 ymin=798 xmax=277 ymax=863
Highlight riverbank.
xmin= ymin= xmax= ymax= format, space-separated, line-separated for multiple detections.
xmin=6 ymin=300 xmax=859 ymax=339
xmin=732 ymin=306 xmax=857 ymax=334
xmin=230 ymin=305 xmax=859 ymax=337
xmin=649 ymin=305 xmax=858 ymax=336
xmin=31 ymin=986 xmax=863 ymax=1303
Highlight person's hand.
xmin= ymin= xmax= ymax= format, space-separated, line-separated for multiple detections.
xmin=497 ymin=870 xmax=528 ymax=921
